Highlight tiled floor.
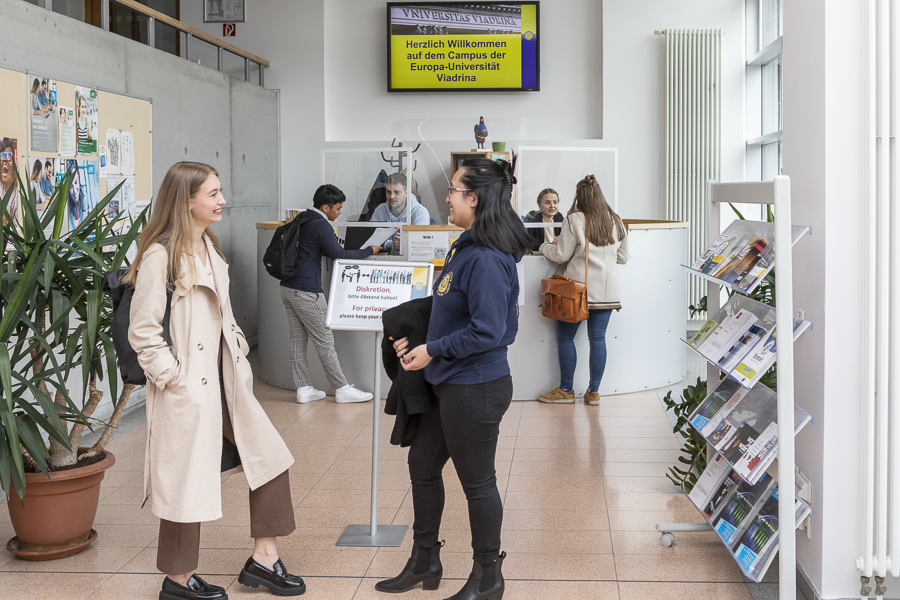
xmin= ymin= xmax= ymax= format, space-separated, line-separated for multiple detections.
xmin=0 ymin=364 xmax=755 ymax=599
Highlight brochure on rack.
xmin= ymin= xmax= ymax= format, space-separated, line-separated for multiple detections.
xmin=687 ymin=378 xmax=812 ymax=485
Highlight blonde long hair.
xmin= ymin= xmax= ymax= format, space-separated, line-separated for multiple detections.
xmin=568 ymin=174 xmax=625 ymax=247
xmin=123 ymin=162 xmax=224 ymax=288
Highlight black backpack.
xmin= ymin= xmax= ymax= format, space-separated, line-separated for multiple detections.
xmin=102 ymin=269 xmax=173 ymax=386
xmin=262 ymin=212 xmax=319 ymax=280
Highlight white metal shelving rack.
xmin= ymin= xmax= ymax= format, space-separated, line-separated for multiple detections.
xmin=656 ymin=176 xmax=806 ymax=600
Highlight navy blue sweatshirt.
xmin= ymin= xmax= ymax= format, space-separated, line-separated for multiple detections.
xmin=424 ymin=230 xmax=524 ymax=385
xmin=280 ymin=210 xmax=374 ymax=293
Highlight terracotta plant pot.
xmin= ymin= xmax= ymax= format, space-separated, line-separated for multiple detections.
xmin=6 ymin=449 xmax=116 ymax=560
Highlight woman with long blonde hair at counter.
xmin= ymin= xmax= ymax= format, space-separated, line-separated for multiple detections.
xmin=538 ymin=174 xmax=628 ymax=405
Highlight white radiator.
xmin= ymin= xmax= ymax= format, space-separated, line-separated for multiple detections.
xmin=663 ymin=29 xmax=722 ymax=313
xmin=859 ymin=1 xmax=900 ymax=596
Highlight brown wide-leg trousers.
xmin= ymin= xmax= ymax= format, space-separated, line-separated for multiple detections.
xmin=156 ymin=346 xmax=296 ymax=574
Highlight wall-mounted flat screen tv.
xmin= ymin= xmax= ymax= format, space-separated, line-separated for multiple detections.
xmin=387 ymin=2 xmax=540 ymax=92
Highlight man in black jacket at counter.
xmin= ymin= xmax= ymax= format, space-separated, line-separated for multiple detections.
xmin=280 ymin=184 xmax=381 ymax=404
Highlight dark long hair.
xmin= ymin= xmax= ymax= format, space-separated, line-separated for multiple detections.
xmin=569 ymin=174 xmax=625 ymax=246
xmin=458 ymin=158 xmax=531 ymax=256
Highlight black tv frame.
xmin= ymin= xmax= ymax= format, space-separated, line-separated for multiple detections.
xmin=386 ymin=1 xmax=541 ymax=93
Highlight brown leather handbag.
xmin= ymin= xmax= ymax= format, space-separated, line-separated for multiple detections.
xmin=541 ymin=242 xmax=590 ymax=323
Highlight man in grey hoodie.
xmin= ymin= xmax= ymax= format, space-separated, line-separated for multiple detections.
xmin=370 ymin=172 xmax=431 ymax=251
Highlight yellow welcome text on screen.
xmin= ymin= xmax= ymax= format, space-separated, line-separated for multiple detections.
xmin=391 ymin=35 xmax=521 ymax=89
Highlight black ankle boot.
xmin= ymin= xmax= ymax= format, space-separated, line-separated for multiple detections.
xmin=444 ymin=552 xmax=505 ymax=600
xmin=375 ymin=540 xmax=444 ymax=593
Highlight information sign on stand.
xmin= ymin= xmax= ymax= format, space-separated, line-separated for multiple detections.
xmin=327 ymin=259 xmax=434 ymax=547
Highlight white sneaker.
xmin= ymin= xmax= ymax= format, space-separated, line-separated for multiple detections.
xmin=335 ymin=385 xmax=374 ymax=404
xmin=296 ymin=387 xmax=326 ymax=404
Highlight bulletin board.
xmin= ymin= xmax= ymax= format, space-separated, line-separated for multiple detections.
xmin=0 ymin=65 xmax=152 ymax=218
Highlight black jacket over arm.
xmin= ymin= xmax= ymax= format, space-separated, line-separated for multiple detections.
xmin=381 ymin=296 xmax=435 ymax=447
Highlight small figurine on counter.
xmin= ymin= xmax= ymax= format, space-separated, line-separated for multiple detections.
xmin=474 ymin=116 xmax=488 ymax=149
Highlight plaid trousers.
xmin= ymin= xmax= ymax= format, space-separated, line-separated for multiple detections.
xmin=280 ymin=287 xmax=348 ymax=390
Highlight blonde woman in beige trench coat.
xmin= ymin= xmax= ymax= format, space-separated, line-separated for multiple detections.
xmin=127 ymin=162 xmax=306 ymax=600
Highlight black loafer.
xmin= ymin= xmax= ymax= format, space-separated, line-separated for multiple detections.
xmin=160 ymin=574 xmax=228 ymax=600
xmin=238 ymin=556 xmax=306 ymax=596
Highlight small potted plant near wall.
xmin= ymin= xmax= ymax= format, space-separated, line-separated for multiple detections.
xmin=1 ymin=166 xmax=148 ymax=560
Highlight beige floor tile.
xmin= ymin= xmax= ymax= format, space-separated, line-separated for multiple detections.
xmin=506 ymin=475 xmax=606 ymax=493
xmin=619 ymin=581 xmax=753 ymax=600
xmin=0 ymin=571 xmax=110 ymax=599
xmin=614 ymin=553 xmax=746 ymax=582
xmin=501 ymin=528 xmax=613 ymax=554
xmin=505 ymin=580 xmax=620 ymax=599
xmin=283 ymin=446 xmax=347 ymax=461
xmin=87 ymin=574 xmax=234 ymax=599
xmin=0 ymin=545 xmax=145 ymax=573
xmin=514 ymin=435 xmax=598 ymax=449
xmin=92 ymin=524 xmax=159 ymax=548
xmin=600 ymin=448 xmax=683 ymax=463
xmin=327 ymin=459 xmax=409 ymax=475
xmin=300 ymin=488 xmax=408 ymax=510
xmin=611 ymin=530 xmax=731 ymax=556
xmin=313 ymin=472 xmax=411 ymax=491
xmin=339 ymin=444 xmax=409 ymax=461
xmin=99 ymin=469 xmax=142 ymax=488
xmin=276 ymin=547 xmax=378 ymax=577
xmin=504 ymin=490 xmax=606 ymax=511
xmin=603 ymin=476 xmax=678 ymax=493
xmin=93 ymin=504 xmax=160 ymax=525
xmin=512 ymin=446 xmax=600 ymax=462
xmin=595 ymin=415 xmax=674 ymax=428
xmin=502 ymin=509 xmax=610 ymax=531
xmin=596 ymin=405 xmax=669 ymax=417
xmin=288 ymin=459 xmax=341 ymax=474
xmin=520 ymin=401 xmax=596 ymax=417
xmin=603 ymin=462 xmax=676 ymax=478
xmin=294 ymin=507 xmax=399 ymax=529
xmin=508 ymin=460 xmax=602 ymax=477
xmin=592 ymin=395 xmax=664 ymax=408
xmin=100 ymin=484 xmax=147 ymax=505
xmin=503 ymin=552 xmax=616 ymax=580
xmin=604 ymin=491 xmax=695 ymax=513
xmin=599 ymin=425 xmax=676 ymax=438
xmin=231 ymin=575 xmax=362 ymax=599
xmin=601 ymin=436 xmax=681 ymax=450
xmin=607 ymin=509 xmax=705 ymax=532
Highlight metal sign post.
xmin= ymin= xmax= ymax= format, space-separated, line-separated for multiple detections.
xmin=329 ymin=259 xmax=434 ymax=547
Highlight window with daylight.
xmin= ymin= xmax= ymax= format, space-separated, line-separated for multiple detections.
xmin=747 ymin=0 xmax=783 ymax=182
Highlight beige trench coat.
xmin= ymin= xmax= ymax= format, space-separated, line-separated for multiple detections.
xmin=128 ymin=237 xmax=294 ymax=523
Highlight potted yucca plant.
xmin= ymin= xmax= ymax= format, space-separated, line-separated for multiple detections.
xmin=2 ymin=162 xmax=148 ymax=559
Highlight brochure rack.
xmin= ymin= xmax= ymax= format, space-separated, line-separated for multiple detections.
xmin=656 ymin=178 xmax=810 ymax=598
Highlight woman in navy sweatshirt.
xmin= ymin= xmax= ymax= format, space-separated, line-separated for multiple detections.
xmin=377 ymin=159 xmax=531 ymax=600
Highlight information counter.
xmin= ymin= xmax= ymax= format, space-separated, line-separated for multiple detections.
xmin=256 ymin=220 xmax=688 ymax=400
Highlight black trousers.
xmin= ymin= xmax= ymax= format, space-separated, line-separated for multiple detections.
xmin=407 ymin=373 xmax=513 ymax=564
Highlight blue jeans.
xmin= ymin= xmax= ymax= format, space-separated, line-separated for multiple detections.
xmin=557 ymin=309 xmax=613 ymax=391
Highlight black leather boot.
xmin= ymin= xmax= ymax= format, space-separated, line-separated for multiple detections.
xmin=444 ymin=552 xmax=506 ymax=600
xmin=375 ymin=540 xmax=444 ymax=593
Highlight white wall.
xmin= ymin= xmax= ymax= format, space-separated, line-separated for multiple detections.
xmin=182 ymin=0 xmax=745 ymax=221
xmin=783 ymin=0 xmax=879 ymax=598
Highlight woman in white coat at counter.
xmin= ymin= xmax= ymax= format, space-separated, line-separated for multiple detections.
xmin=538 ymin=174 xmax=628 ymax=406
xmin=127 ymin=162 xmax=305 ymax=600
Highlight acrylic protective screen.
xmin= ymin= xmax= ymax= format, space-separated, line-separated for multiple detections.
xmin=387 ymin=2 xmax=540 ymax=92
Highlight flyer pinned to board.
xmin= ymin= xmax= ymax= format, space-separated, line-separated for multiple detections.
xmin=326 ymin=260 xmax=434 ymax=331
xmin=57 ymin=106 xmax=76 ymax=156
